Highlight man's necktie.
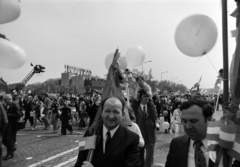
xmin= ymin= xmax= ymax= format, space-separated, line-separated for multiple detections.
xmin=143 ymin=106 xmax=147 ymax=119
xmin=105 ymin=131 xmax=111 ymax=149
xmin=194 ymin=141 xmax=206 ymax=167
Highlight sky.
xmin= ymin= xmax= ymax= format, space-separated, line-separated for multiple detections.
xmin=0 ymin=0 xmax=238 ymax=89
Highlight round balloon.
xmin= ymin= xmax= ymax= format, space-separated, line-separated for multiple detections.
xmin=117 ymin=56 xmax=128 ymax=70
xmin=0 ymin=38 xmax=27 ymax=69
xmin=126 ymin=46 xmax=145 ymax=67
xmin=104 ymin=52 xmax=114 ymax=70
xmin=0 ymin=0 xmax=21 ymax=24
xmin=175 ymin=14 xmax=218 ymax=57
xmin=162 ymin=122 xmax=169 ymax=129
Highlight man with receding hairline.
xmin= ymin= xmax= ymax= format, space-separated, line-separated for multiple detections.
xmin=74 ymin=96 xmax=140 ymax=167
xmin=165 ymin=98 xmax=240 ymax=167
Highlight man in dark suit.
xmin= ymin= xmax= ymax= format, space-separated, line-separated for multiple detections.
xmin=74 ymin=96 xmax=140 ymax=167
xmin=165 ymin=98 xmax=240 ymax=167
xmin=132 ymin=89 xmax=157 ymax=167
xmin=2 ymin=94 xmax=20 ymax=160
xmin=0 ymin=94 xmax=8 ymax=166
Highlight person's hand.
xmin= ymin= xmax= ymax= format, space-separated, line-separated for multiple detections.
xmin=81 ymin=161 xmax=94 ymax=167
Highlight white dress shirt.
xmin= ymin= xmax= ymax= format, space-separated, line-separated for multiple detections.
xmin=140 ymin=104 xmax=147 ymax=115
xmin=188 ymin=139 xmax=209 ymax=167
xmin=188 ymin=139 xmax=224 ymax=167
xmin=102 ymin=125 xmax=119 ymax=153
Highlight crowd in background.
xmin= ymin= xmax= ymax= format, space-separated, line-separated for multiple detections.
xmin=10 ymin=89 xmax=221 ymax=135
xmin=0 ymin=85 xmax=223 ymax=164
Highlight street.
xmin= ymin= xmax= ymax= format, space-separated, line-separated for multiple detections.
xmin=2 ymin=123 xmax=85 ymax=167
xmin=2 ymin=110 xmax=223 ymax=167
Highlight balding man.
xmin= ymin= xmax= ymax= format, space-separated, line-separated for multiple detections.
xmin=74 ymin=96 xmax=140 ymax=167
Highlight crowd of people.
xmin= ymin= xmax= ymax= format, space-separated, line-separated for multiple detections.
xmin=0 ymin=75 xmax=230 ymax=167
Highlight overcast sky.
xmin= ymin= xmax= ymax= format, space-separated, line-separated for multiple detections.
xmin=0 ymin=0 xmax=237 ymax=89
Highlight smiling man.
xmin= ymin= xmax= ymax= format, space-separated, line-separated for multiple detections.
xmin=74 ymin=96 xmax=140 ymax=167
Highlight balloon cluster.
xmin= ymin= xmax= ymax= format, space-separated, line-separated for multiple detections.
xmin=104 ymin=46 xmax=145 ymax=70
xmin=0 ymin=0 xmax=27 ymax=69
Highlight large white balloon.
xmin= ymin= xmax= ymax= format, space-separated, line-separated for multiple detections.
xmin=126 ymin=46 xmax=145 ymax=67
xmin=104 ymin=52 xmax=114 ymax=70
xmin=0 ymin=0 xmax=21 ymax=24
xmin=175 ymin=14 xmax=218 ymax=57
xmin=0 ymin=38 xmax=27 ymax=69
xmin=117 ymin=56 xmax=127 ymax=70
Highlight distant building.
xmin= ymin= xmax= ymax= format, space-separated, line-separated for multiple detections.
xmin=61 ymin=65 xmax=106 ymax=94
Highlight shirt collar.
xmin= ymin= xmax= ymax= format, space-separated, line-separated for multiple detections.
xmin=190 ymin=138 xmax=207 ymax=149
xmin=140 ymin=103 xmax=147 ymax=110
xmin=103 ymin=125 xmax=119 ymax=139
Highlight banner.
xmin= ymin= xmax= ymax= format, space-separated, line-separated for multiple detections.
xmin=64 ymin=64 xmax=92 ymax=77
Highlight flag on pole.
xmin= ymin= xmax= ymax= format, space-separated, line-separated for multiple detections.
xmin=206 ymin=120 xmax=240 ymax=161
xmin=79 ymin=135 xmax=97 ymax=151
xmin=89 ymin=48 xmax=131 ymax=134
xmin=190 ymin=76 xmax=202 ymax=92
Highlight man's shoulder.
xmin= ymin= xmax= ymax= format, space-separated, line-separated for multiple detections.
xmin=121 ymin=125 xmax=139 ymax=140
xmin=170 ymin=135 xmax=189 ymax=146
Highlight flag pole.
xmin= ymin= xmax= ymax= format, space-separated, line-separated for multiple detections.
xmin=222 ymin=0 xmax=229 ymax=110
xmin=221 ymin=0 xmax=231 ymax=167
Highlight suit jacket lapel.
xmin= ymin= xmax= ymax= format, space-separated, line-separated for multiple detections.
xmin=175 ymin=135 xmax=190 ymax=167
xmin=101 ymin=126 xmax=124 ymax=165
xmin=137 ymin=105 xmax=144 ymax=118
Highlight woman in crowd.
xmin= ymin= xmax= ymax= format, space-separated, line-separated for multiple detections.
xmin=126 ymin=105 xmax=144 ymax=147
xmin=171 ymin=101 xmax=182 ymax=137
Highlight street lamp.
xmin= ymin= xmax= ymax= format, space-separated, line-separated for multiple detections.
xmin=142 ymin=60 xmax=152 ymax=73
xmin=171 ymin=77 xmax=177 ymax=82
xmin=161 ymin=71 xmax=168 ymax=82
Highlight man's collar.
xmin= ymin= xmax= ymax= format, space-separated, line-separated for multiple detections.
xmin=103 ymin=125 xmax=119 ymax=138
xmin=190 ymin=138 xmax=207 ymax=149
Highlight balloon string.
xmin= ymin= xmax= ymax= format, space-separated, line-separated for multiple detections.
xmin=195 ymin=55 xmax=202 ymax=63
xmin=206 ymin=54 xmax=218 ymax=73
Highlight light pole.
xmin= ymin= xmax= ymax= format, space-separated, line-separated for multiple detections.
xmin=142 ymin=61 xmax=152 ymax=73
xmin=161 ymin=71 xmax=168 ymax=82
xmin=171 ymin=77 xmax=177 ymax=82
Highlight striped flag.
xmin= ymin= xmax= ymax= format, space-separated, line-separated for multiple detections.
xmin=79 ymin=135 xmax=97 ymax=151
xmin=227 ymin=134 xmax=240 ymax=161
xmin=206 ymin=120 xmax=240 ymax=161
xmin=207 ymin=121 xmax=221 ymax=151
